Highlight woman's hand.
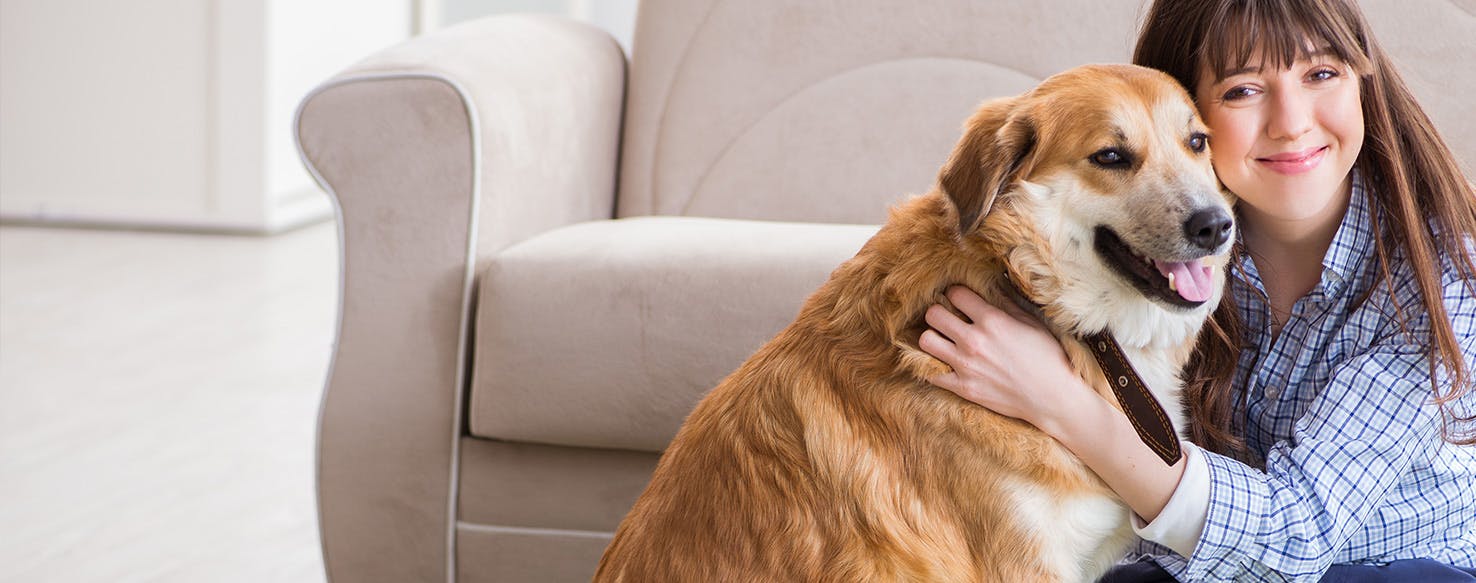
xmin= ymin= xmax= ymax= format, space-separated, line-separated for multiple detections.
xmin=920 ymin=285 xmax=1188 ymax=522
xmin=918 ymin=285 xmax=1091 ymax=436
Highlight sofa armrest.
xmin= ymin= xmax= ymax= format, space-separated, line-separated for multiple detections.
xmin=300 ymin=13 xmax=626 ymax=254
xmin=293 ymin=14 xmax=625 ymax=583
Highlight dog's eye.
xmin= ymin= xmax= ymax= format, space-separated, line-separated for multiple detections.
xmin=1188 ymin=133 xmax=1208 ymax=153
xmin=1089 ymin=148 xmax=1130 ymax=168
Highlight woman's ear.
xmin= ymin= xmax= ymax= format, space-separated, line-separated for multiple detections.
xmin=937 ymin=97 xmax=1036 ymax=234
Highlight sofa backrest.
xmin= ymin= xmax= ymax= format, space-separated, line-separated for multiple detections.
xmin=614 ymin=0 xmax=1475 ymax=224
xmin=1357 ymin=1 xmax=1475 ymax=179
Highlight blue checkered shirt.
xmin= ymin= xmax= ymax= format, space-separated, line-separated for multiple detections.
xmin=1134 ymin=173 xmax=1476 ymax=581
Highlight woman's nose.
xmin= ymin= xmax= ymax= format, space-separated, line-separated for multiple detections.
xmin=1267 ymin=87 xmax=1314 ymax=142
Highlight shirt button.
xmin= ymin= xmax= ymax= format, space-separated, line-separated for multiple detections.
xmin=1265 ymin=386 xmax=1281 ymax=399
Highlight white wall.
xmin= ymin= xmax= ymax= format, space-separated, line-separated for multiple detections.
xmin=266 ymin=0 xmax=412 ymax=221
xmin=425 ymin=0 xmax=638 ymax=54
xmin=0 ymin=0 xmax=214 ymax=224
xmin=0 ymin=0 xmax=412 ymax=233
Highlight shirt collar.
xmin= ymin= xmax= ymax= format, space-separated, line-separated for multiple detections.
xmin=1318 ymin=170 xmax=1376 ymax=298
xmin=1230 ymin=170 xmax=1375 ymax=300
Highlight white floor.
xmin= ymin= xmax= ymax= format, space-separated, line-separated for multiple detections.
xmin=0 ymin=222 xmax=337 ymax=582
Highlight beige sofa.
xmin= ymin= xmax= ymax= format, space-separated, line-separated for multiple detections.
xmin=293 ymin=1 xmax=1474 ymax=581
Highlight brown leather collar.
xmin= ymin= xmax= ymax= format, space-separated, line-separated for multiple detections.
xmin=998 ymin=278 xmax=1182 ymax=466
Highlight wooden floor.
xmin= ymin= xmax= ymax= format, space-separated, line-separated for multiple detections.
xmin=0 ymin=222 xmax=336 ymax=582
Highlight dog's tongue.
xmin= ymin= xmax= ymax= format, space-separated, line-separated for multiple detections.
xmin=1154 ymin=259 xmax=1214 ymax=302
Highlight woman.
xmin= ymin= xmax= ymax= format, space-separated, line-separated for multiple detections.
xmin=918 ymin=0 xmax=1476 ymax=580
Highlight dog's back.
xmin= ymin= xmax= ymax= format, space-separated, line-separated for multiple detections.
xmin=594 ymin=195 xmax=1119 ymax=582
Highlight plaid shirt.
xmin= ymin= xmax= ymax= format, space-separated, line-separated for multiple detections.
xmin=1138 ymin=173 xmax=1476 ymax=581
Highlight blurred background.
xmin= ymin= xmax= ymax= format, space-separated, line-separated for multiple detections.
xmin=0 ymin=1 xmax=634 ymax=580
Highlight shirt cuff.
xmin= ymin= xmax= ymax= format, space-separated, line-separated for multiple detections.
xmin=1132 ymin=441 xmax=1210 ymax=558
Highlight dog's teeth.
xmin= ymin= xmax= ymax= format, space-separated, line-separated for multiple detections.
xmin=1168 ymin=271 xmax=1177 ymax=291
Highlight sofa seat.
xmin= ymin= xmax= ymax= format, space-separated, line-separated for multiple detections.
xmin=468 ymin=216 xmax=880 ymax=452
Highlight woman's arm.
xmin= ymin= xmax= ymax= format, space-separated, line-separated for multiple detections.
xmin=919 ymin=286 xmax=1188 ymax=523
xmin=1181 ymin=344 xmax=1449 ymax=580
xmin=922 ymin=281 xmax=1475 ymax=581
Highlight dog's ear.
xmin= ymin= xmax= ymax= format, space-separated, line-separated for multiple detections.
xmin=937 ymin=97 xmax=1036 ymax=234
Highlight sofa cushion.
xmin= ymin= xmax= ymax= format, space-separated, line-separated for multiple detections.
xmin=469 ymin=216 xmax=878 ymax=452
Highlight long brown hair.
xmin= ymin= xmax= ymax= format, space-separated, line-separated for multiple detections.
xmin=1134 ymin=0 xmax=1476 ymax=456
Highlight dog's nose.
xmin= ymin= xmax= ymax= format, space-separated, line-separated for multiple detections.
xmin=1184 ymin=208 xmax=1233 ymax=250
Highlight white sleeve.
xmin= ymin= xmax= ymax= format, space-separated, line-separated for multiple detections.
xmin=1131 ymin=441 xmax=1211 ymax=558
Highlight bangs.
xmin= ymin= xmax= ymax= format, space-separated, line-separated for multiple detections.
xmin=1201 ymin=0 xmax=1372 ymax=81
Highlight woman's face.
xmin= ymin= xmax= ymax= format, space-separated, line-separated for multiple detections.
xmin=1194 ymin=49 xmax=1364 ymax=235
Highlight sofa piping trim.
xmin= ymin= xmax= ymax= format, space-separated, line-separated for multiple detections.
xmin=294 ymin=70 xmax=481 ymax=583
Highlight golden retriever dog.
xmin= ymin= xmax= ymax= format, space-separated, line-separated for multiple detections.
xmin=594 ymin=63 xmax=1235 ymax=582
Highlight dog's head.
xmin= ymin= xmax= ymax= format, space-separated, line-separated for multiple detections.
xmin=938 ymin=64 xmax=1235 ymax=346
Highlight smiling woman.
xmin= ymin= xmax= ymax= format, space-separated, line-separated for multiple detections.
xmin=1195 ymin=49 xmax=1365 ymax=247
xmin=1140 ymin=0 xmax=1476 ymax=455
xmin=922 ymin=0 xmax=1476 ymax=581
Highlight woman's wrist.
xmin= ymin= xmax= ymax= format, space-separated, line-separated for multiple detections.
xmin=1043 ymin=393 xmax=1115 ymax=454
xmin=1043 ymin=388 xmax=1187 ymax=522
xmin=1028 ymin=374 xmax=1104 ymax=441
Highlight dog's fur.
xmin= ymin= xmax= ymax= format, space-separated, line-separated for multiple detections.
xmin=594 ymin=64 xmax=1235 ymax=582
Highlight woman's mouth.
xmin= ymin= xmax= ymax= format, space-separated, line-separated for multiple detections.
xmin=1256 ymin=146 xmax=1328 ymax=175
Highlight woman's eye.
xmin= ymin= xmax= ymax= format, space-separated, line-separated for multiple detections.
xmin=1222 ymin=86 xmax=1259 ymax=101
xmin=1188 ymin=133 xmax=1208 ymax=153
xmin=1309 ymin=68 xmax=1339 ymax=82
xmin=1090 ymin=148 xmax=1130 ymax=168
